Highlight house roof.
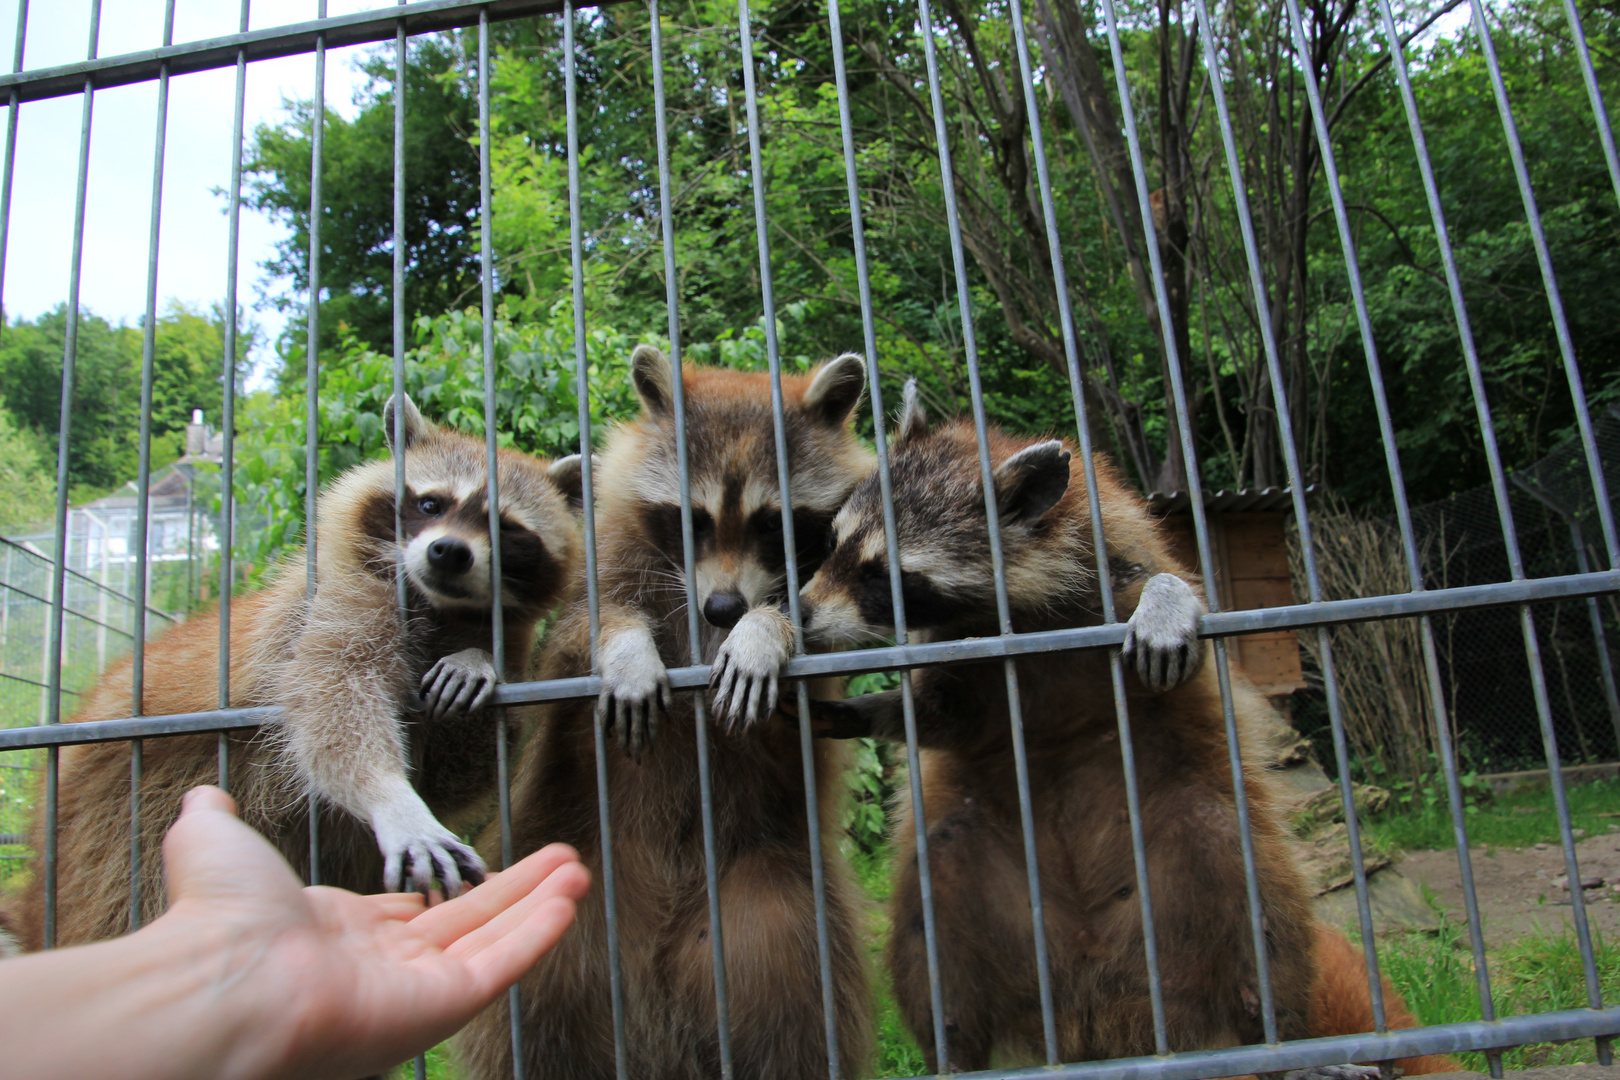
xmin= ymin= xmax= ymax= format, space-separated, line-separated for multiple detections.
xmin=1146 ymin=485 xmax=1313 ymax=515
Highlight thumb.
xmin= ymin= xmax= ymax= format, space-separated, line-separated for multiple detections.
xmin=163 ymin=785 xmax=307 ymax=910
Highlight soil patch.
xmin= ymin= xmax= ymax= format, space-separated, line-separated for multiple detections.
xmin=1398 ymin=825 xmax=1620 ymax=949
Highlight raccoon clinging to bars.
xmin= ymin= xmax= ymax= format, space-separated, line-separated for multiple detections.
xmin=795 ymin=383 xmax=1449 ymax=1075
xmin=0 ymin=396 xmax=583 ymax=949
xmin=457 ymin=345 xmax=874 ymax=1080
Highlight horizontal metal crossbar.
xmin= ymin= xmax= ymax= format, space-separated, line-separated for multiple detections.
xmin=0 ymin=0 xmax=602 ymax=105
xmin=972 ymin=1008 xmax=1620 ymax=1080
xmin=4 ymin=569 xmax=1614 ymax=751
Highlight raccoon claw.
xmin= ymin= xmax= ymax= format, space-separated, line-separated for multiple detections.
xmin=421 ymin=648 xmax=498 ymax=720
xmin=1123 ymin=573 xmax=1205 ymax=692
xmin=598 ymin=626 xmax=671 ymax=758
xmin=373 ymin=799 xmax=485 ymax=902
xmin=709 ymin=608 xmax=792 ymax=729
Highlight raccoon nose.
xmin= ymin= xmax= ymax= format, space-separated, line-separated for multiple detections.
xmin=427 ymin=537 xmax=474 ymax=574
xmin=703 ymin=591 xmax=747 ymax=629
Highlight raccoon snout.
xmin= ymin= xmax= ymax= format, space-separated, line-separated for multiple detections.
xmin=702 ymin=591 xmax=747 ymax=629
xmin=427 ymin=537 xmax=475 ymax=575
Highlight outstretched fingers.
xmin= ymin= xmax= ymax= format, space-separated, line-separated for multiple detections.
xmin=413 ymin=843 xmax=587 ymax=951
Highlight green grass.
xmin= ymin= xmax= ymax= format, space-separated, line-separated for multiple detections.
xmin=1376 ymin=910 xmax=1620 ymax=1070
xmin=1363 ymin=775 xmax=1620 ymax=852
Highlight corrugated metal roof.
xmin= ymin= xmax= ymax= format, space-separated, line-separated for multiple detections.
xmin=1146 ymin=484 xmax=1313 ymax=515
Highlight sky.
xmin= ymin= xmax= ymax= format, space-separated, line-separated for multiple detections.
xmin=0 ymin=1 xmax=393 ymax=393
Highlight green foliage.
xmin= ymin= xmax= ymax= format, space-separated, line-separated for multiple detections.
xmin=1376 ymin=911 xmax=1620 ymax=1070
xmin=227 ymin=302 xmax=641 ymax=576
xmin=0 ymin=302 xmax=248 ymax=497
xmin=0 ymin=399 xmax=56 ymax=529
xmin=1362 ymin=774 xmax=1620 ymax=852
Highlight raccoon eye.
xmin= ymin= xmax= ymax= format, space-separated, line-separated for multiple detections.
xmin=757 ymin=510 xmax=784 ymax=535
xmin=418 ymin=496 xmax=444 ymax=516
xmin=861 ymin=560 xmax=888 ymax=583
xmin=692 ymin=508 xmax=715 ymax=538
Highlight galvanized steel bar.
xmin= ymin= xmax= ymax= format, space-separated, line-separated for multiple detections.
xmin=306 ymin=0 xmax=327 ymax=888
xmin=0 ymin=0 xmax=27 ymax=332
xmin=1563 ymin=0 xmax=1620 ymax=221
xmin=128 ymin=0 xmax=178 ymax=935
xmin=646 ymin=4 xmax=734 ymax=1075
xmin=1003 ymin=0 xmax=1170 ymax=1050
xmin=0 ymin=536 xmax=177 ymax=622
xmin=1469 ymin=0 xmax=1618 ymax=571
xmin=0 ymin=0 xmax=590 ymax=105
xmin=391 ymin=5 xmax=409 ymax=622
xmin=1096 ymin=0 xmax=1278 ymax=1041
xmin=217 ymin=0 xmax=251 ymax=792
xmin=563 ymin=5 xmax=624 ymax=1075
xmin=43 ymin=0 xmax=102 ymax=951
xmin=1191 ymin=0 xmax=1386 ymax=1031
xmin=909 ymin=0 xmax=1060 ymax=1060
xmin=735 ymin=1 xmax=841 ymax=1071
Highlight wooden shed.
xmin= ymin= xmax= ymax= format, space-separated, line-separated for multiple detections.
xmin=1149 ymin=487 xmax=1308 ymax=709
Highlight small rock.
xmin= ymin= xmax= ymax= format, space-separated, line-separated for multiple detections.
xmin=1575 ymin=828 xmax=1588 ymax=838
xmin=1554 ymin=875 xmax=1606 ymax=890
xmin=1537 ymin=842 xmax=1551 ymax=850
xmin=1556 ymin=875 xmax=1570 ymax=889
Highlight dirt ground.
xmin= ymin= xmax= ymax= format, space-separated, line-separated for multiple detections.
xmin=1398 ymin=823 xmax=1620 ymax=949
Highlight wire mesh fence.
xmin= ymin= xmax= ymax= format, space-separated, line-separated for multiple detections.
xmin=0 ymin=1 xmax=1619 ymax=1079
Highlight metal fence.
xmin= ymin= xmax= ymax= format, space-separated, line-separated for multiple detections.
xmin=2 ymin=1 xmax=1620 ymax=1079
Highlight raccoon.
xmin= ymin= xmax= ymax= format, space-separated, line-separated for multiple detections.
xmin=796 ymin=386 xmax=1446 ymax=1074
xmin=1 ymin=396 xmax=583 ymax=949
xmin=456 ymin=345 xmax=874 ymax=1080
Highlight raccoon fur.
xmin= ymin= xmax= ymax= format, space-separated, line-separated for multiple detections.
xmin=0 ymin=396 xmax=582 ymax=949
xmin=455 ymin=345 xmax=874 ymax=1080
xmin=796 ymin=385 xmax=1449 ymax=1075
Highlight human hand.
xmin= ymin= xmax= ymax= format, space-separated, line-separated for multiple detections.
xmin=161 ymin=786 xmax=589 ymax=1080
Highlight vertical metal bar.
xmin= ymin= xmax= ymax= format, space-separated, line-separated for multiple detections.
xmin=733 ymin=2 xmax=840 ymax=1072
xmin=217 ymin=0 xmax=251 ymax=792
xmin=1096 ymin=0 xmax=1277 ymax=1041
xmin=391 ymin=5 xmax=409 ymax=619
xmin=1471 ymin=0 xmax=1618 ymax=570
xmin=43 ymin=0 xmax=102 ymax=952
xmin=823 ymin=8 xmax=950 ymax=1066
xmin=1002 ymin=0 xmax=1170 ymax=1052
xmin=0 ymin=0 xmax=27 ymax=337
xmin=1564 ymin=0 xmax=1620 ymax=225
xmin=908 ymin=0 xmax=1059 ymax=1062
xmin=306 ymin=0 xmax=327 ymax=888
xmin=391 ymin=12 xmax=425 ymax=1076
xmin=1188 ymin=0 xmax=1387 ymax=1032
xmin=1368 ymin=6 xmax=1502 ymax=1066
xmin=474 ymin=12 xmax=524 ymax=1069
xmin=646 ymin=6 xmax=731 ymax=1074
xmin=128 ymin=0 xmax=178 ymax=935
xmin=561 ymin=5 xmax=622 ymax=1076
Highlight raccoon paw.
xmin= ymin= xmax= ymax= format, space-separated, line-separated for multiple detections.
xmin=372 ymin=797 xmax=486 ymax=900
xmin=1276 ymin=1066 xmax=1386 ymax=1080
xmin=421 ymin=648 xmax=498 ymax=720
xmin=709 ymin=607 xmax=793 ymax=730
xmin=1123 ymin=572 xmax=1205 ymax=691
xmin=596 ymin=625 xmax=672 ymax=759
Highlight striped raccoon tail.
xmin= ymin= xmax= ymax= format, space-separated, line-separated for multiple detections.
xmin=1309 ymin=922 xmax=1458 ymax=1074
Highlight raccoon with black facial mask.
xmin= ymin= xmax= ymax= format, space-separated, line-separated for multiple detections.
xmin=456 ymin=345 xmax=875 ymax=1080
xmin=794 ymin=385 xmax=1449 ymax=1077
xmin=0 ymin=396 xmax=583 ymax=950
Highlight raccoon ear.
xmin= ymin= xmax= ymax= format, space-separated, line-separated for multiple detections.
xmin=631 ymin=344 xmax=675 ymax=418
xmin=804 ymin=353 xmax=866 ymax=427
xmin=547 ymin=453 xmax=594 ymax=513
xmin=993 ymin=440 xmax=1072 ymax=523
xmin=383 ymin=393 xmax=428 ymax=452
xmin=893 ymin=378 xmax=928 ymax=446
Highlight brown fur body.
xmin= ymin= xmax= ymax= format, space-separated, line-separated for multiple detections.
xmin=2 ymin=408 xmax=578 ymax=949
xmin=457 ymin=354 xmax=874 ymax=1080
